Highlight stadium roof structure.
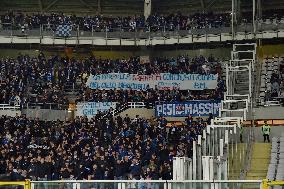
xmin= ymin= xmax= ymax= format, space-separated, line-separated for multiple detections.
xmin=0 ymin=0 xmax=283 ymax=16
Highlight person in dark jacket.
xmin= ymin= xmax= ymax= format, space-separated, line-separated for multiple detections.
xmin=160 ymin=162 xmax=172 ymax=180
xmin=122 ymin=156 xmax=131 ymax=178
xmin=129 ymin=158 xmax=141 ymax=179
xmin=114 ymin=160 xmax=124 ymax=180
xmin=92 ymin=164 xmax=103 ymax=180
xmin=35 ymin=158 xmax=48 ymax=180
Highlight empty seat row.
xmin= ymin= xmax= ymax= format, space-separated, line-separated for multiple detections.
xmin=267 ymin=135 xmax=284 ymax=180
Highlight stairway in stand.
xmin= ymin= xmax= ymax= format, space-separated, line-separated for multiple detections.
xmin=229 ymin=143 xmax=247 ymax=179
xmin=235 ymin=71 xmax=250 ymax=95
xmin=246 ymin=143 xmax=271 ymax=180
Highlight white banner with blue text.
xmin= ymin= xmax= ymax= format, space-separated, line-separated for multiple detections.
xmin=86 ymin=73 xmax=218 ymax=90
xmin=76 ymin=102 xmax=117 ymax=118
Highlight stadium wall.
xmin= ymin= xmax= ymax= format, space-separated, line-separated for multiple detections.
xmin=22 ymin=109 xmax=70 ymax=121
xmin=1 ymin=44 xmax=284 ymax=60
xmin=0 ymin=47 xmax=232 ymax=60
xmin=258 ymin=44 xmax=284 ymax=59
xmin=0 ymin=110 xmax=21 ymax=117
xmin=118 ymin=108 xmax=155 ymax=119
xmin=253 ymin=107 xmax=284 ymax=120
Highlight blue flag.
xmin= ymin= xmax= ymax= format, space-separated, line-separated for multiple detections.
xmin=56 ymin=25 xmax=72 ymax=37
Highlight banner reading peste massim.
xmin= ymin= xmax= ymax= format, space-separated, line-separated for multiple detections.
xmin=155 ymin=100 xmax=221 ymax=117
xmin=86 ymin=73 xmax=218 ymax=90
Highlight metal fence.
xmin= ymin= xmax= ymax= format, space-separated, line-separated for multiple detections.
xmin=22 ymin=103 xmax=68 ymax=110
xmin=0 ymin=22 xmax=283 ymax=40
xmin=0 ymin=104 xmax=20 ymax=110
xmin=30 ymin=180 xmax=263 ymax=189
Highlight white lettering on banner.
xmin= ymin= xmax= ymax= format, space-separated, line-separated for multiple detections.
xmin=86 ymin=73 xmax=218 ymax=90
xmin=76 ymin=102 xmax=117 ymax=118
xmin=155 ymin=101 xmax=221 ymax=117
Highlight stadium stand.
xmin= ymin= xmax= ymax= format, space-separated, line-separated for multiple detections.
xmin=0 ymin=0 xmax=284 ymax=189
xmin=0 ymin=49 xmax=224 ymax=181
xmin=78 ymin=55 xmax=224 ymax=103
xmin=0 ymin=11 xmax=283 ymax=35
xmin=0 ymin=52 xmax=225 ymax=110
xmin=0 ymin=53 xmax=71 ymax=108
xmin=0 ymin=114 xmax=206 ymax=180
xmin=260 ymin=57 xmax=284 ymax=106
xmin=0 ymin=12 xmax=231 ymax=31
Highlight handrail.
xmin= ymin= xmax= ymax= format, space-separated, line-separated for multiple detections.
xmin=0 ymin=179 xmax=271 ymax=189
xmin=99 ymin=101 xmax=151 ymax=118
xmin=0 ymin=22 xmax=283 ymax=41
xmin=30 ymin=179 xmax=262 ymax=183
xmin=262 ymin=180 xmax=284 ymax=189
xmin=0 ymin=180 xmax=30 ymax=189
xmin=0 ymin=104 xmax=20 ymax=110
xmin=23 ymin=102 xmax=68 ymax=110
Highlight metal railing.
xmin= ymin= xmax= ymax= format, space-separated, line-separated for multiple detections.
xmin=30 ymin=180 xmax=263 ymax=189
xmin=1 ymin=178 xmax=283 ymax=189
xmin=0 ymin=180 xmax=31 ymax=189
xmin=101 ymin=101 xmax=153 ymax=118
xmin=22 ymin=102 xmax=69 ymax=110
xmin=0 ymin=22 xmax=283 ymax=40
xmin=0 ymin=104 xmax=20 ymax=110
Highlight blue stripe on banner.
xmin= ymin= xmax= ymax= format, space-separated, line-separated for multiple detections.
xmin=155 ymin=100 xmax=221 ymax=117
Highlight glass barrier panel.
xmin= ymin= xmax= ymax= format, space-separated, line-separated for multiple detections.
xmin=219 ymin=182 xmax=262 ymax=189
xmin=31 ymin=181 xmax=263 ymax=189
xmin=0 ymin=186 xmax=24 ymax=189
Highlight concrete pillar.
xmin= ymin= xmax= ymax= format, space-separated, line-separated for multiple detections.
xmin=236 ymin=0 xmax=241 ymax=22
xmin=257 ymin=0 xmax=262 ymax=19
xmin=97 ymin=0 xmax=101 ymax=14
xmin=144 ymin=0 xmax=151 ymax=20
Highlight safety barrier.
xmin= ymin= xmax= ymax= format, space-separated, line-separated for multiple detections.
xmin=29 ymin=180 xmax=263 ymax=189
xmin=22 ymin=103 xmax=69 ymax=110
xmin=1 ymin=179 xmax=283 ymax=189
xmin=106 ymin=101 xmax=153 ymax=117
xmin=0 ymin=23 xmax=284 ymax=45
xmin=0 ymin=104 xmax=21 ymax=117
xmin=0 ymin=180 xmax=30 ymax=189
xmin=262 ymin=180 xmax=284 ymax=189
xmin=0 ymin=104 xmax=20 ymax=110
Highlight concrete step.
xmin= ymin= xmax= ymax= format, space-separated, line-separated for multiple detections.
xmin=246 ymin=143 xmax=271 ymax=180
xmin=228 ymin=143 xmax=247 ymax=179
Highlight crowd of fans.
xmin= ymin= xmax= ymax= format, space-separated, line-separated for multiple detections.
xmin=0 ymin=12 xmax=231 ymax=32
xmin=241 ymin=10 xmax=284 ymax=25
xmin=0 ymin=56 xmax=28 ymax=106
xmin=0 ymin=114 xmax=207 ymax=181
xmin=75 ymin=54 xmax=224 ymax=103
xmin=0 ymin=52 xmax=224 ymax=108
xmin=1 ymin=10 xmax=284 ymax=33
xmin=77 ymin=88 xmax=224 ymax=104
xmin=277 ymin=59 xmax=284 ymax=101
xmin=270 ymin=72 xmax=281 ymax=98
xmin=262 ymin=57 xmax=284 ymax=103
xmin=0 ymin=53 xmax=72 ymax=107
